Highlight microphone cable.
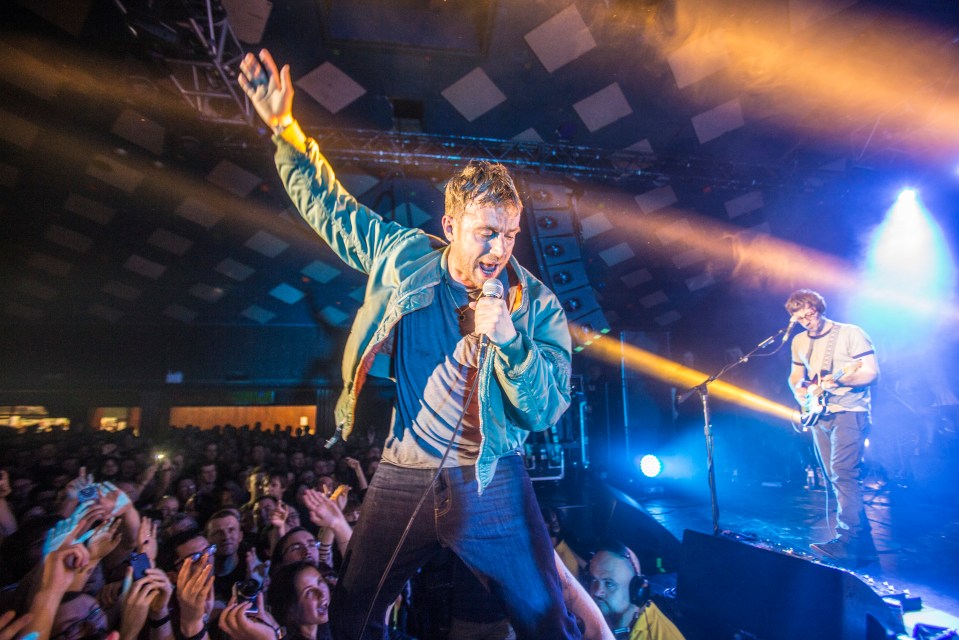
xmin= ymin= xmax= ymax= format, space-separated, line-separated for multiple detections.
xmin=357 ymin=331 xmax=492 ymax=638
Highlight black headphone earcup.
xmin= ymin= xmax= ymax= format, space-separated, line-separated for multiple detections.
xmin=629 ymin=574 xmax=650 ymax=606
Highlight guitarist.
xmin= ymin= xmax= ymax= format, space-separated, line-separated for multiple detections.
xmin=785 ymin=289 xmax=880 ymax=567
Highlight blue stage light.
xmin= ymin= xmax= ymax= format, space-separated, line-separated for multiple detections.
xmin=639 ymin=454 xmax=663 ymax=478
xmin=848 ymin=187 xmax=955 ymax=346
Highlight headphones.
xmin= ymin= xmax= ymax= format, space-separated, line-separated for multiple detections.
xmin=593 ymin=540 xmax=650 ymax=606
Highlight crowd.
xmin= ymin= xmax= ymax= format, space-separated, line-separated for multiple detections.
xmin=0 ymin=423 xmax=684 ymax=640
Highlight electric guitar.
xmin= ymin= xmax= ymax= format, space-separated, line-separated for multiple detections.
xmin=795 ymin=360 xmax=863 ymax=429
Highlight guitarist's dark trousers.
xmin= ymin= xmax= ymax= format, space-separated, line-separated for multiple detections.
xmin=811 ymin=410 xmax=874 ymax=549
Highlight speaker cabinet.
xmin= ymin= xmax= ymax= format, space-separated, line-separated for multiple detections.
xmin=676 ymin=529 xmax=903 ymax=640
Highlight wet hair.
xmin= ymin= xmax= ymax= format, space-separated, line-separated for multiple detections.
xmin=444 ymin=161 xmax=521 ymax=220
xmin=785 ymin=289 xmax=826 ymax=315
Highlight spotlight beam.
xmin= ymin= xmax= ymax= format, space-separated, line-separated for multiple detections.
xmin=577 ymin=332 xmax=797 ymax=423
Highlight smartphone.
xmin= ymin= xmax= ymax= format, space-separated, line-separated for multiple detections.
xmin=128 ymin=552 xmax=150 ymax=581
xmin=233 ymin=579 xmax=260 ymax=615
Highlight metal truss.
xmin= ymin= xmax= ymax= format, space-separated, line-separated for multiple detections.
xmin=305 ymin=127 xmax=807 ymax=191
xmin=163 ymin=0 xmax=253 ymax=127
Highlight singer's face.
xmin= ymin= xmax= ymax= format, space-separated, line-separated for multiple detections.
xmin=444 ymin=203 xmax=521 ymax=290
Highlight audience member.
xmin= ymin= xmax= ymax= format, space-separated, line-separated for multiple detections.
xmin=587 ymin=542 xmax=684 ymax=640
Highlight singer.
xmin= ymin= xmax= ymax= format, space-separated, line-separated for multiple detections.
xmin=240 ymin=50 xmax=581 ymax=639
xmin=785 ymin=289 xmax=879 ymax=567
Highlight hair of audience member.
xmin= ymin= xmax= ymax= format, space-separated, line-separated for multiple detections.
xmin=269 ymin=527 xmax=310 ymax=572
xmin=206 ymin=508 xmax=241 ymax=526
xmin=160 ymin=512 xmax=198 ymax=541
xmin=158 ymin=526 xmax=207 ymax=571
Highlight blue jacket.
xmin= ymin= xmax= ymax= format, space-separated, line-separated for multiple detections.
xmin=275 ymin=137 xmax=572 ymax=491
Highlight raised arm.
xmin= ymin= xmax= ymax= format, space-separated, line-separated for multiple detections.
xmin=238 ymin=50 xmax=304 ymax=152
xmin=238 ymin=49 xmax=420 ymax=276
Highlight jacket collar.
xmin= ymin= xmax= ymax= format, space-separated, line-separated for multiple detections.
xmin=398 ymin=246 xmax=528 ymax=315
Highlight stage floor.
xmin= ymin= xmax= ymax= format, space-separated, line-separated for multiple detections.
xmin=535 ymin=466 xmax=959 ymax=637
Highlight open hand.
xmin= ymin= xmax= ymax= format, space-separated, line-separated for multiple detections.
xmin=238 ymin=49 xmax=294 ymax=131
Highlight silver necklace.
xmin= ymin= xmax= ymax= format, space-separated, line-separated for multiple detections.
xmin=443 ymin=275 xmax=468 ymax=322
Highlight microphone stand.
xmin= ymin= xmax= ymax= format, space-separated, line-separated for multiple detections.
xmin=676 ymin=326 xmax=789 ymax=535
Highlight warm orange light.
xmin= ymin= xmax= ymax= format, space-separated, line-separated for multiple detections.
xmin=573 ymin=331 xmax=798 ymax=423
xmin=628 ymin=0 xmax=959 ymax=160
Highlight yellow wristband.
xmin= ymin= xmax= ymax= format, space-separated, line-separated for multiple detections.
xmin=272 ymin=114 xmax=294 ymax=136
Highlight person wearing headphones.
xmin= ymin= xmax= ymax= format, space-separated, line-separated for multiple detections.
xmin=587 ymin=541 xmax=684 ymax=640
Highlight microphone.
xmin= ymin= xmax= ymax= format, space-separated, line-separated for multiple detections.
xmin=478 ymin=279 xmax=504 ymax=356
xmin=781 ymin=317 xmax=798 ymax=344
xmin=482 ymin=278 xmax=504 ymax=299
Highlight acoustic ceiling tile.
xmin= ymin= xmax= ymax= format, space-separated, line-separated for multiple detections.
xmin=215 ymin=258 xmax=255 ymax=282
xmin=441 ymin=68 xmax=506 ymax=123
xmin=524 ymin=4 xmax=596 ymax=73
xmin=269 ymin=283 xmax=305 ymax=304
xmin=297 ymin=62 xmax=367 ymax=114
xmin=148 ymin=229 xmax=194 ymax=256
xmin=573 ymin=83 xmax=632 ymax=133
xmin=691 ymin=99 xmax=745 ymax=144
xmin=207 ymin=160 xmax=261 ymax=198
xmin=124 ymin=254 xmax=167 ymax=280
xmin=246 ymin=230 xmax=289 ymax=258
xmin=44 ymin=225 xmax=93 ymax=253
xmin=241 ymin=304 xmax=276 ymax=324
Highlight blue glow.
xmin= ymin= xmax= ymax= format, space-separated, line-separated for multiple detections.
xmin=639 ymin=454 xmax=663 ymax=478
xmin=848 ymin=188 xmax=956 ymax=346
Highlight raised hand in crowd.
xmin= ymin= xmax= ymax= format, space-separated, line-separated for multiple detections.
xmin=42 ymin=502 xmax=101 ymax=558
xmin=0 ymin=610 xmax=34 ymax=640
xmin=342 ymin=458 xmax=368 ymax=491
xmin=119 ymin=568 xmax=173 ymax=640
xmin=218 ymin=593 xmax=282 ymax=640
xmin=86 ymin=518 xmax=122 ymax=563
xmin=27 ymin=544 xmax=92 ymax=640
xmin=96 ymin=482 xmax=140 ymax=556
xmin=302 ymin=489 xmax=351 ymax=558
xmin=301 ymin=490 xmax=341 ymax=530
xmin=175 ymin=555 xmax=214 ymax=640
xmin=59 ymin=467 xmax=96 ymax=516
xmin=97 ymin=482 xmax=132 ymax=519
xmin=269 ymin=501 xmax=290 ymax=537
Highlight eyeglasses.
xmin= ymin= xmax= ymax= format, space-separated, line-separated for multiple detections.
xmin=53 ymin=605 xmax=105 ymax=640
xmin=792 ymin=308 xmax=819 ymax=321
xmin=283 ymin=540 xmax=320 ymax=556
xmin=174 ymin=544 xmax=217 ymax=570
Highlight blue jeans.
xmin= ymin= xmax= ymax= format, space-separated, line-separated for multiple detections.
xmin=812 ymin=410 xmax=873 ymax=547
xmin=329 ymin=455 xmax=580 ymax=640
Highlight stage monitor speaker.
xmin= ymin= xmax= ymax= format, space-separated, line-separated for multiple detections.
xmin=676 ymin=529 xmax=904 ymax=640
xmin=597 ymin=482 xmax=682 ymax=574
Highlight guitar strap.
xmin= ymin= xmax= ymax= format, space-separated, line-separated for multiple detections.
xmin=805 ymin=322 xmax=840 ymax=379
